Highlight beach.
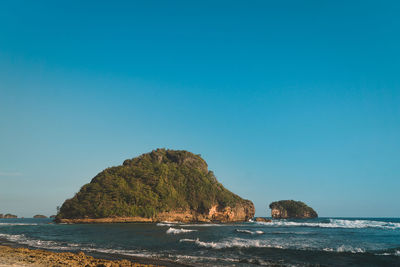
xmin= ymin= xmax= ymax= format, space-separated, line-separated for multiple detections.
xmin=0 ymin=245 xmax=162 ymax=267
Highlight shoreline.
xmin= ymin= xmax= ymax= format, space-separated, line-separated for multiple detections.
xmin=55 ymin=216 xmax=251 ymax=224
xmin=0 ymin=238 xmax=191 ymax=267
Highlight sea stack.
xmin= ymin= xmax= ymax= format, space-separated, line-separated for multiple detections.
xmin=269 ymin=200 xmax=318 ymax=219
xmin=56 ymin=149 xmax=255 ymax=223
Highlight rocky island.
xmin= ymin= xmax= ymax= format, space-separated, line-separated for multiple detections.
xmin=56 ymin=149 xmax=254 ymax=223
xmin=33 ymin=214 xmax=48 ymax=218
xmin=269 ymin=200 xmax=318 ymax=219
xmin=0 ymin=213 xmax=17 ymax=219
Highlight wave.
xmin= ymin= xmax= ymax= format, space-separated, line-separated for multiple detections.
xmin=256 ymin=219 xmax=400 ymax=230
xmin=180 ymin=237 xmax=282 ymax=249
xmin=235 ymin=229 xmax=264 ymax=235
xmin=0 ymin=233 xmax=81 ymax=250
xmin=376 ymin=249 xmax=400 ymax=257
xmin=179 ymin=237 xmax=397 ymax=256
xmin=180 ymin=223 xmax=223 ymax=227
xmin=323 ymin=245 xmax=366 ymax=253
xmin=0 ymin=233 xmax=158 ymax=259
xmin=166 ymin=227 xmax=197 ymax=234
xmin=156 ymin=222 xmax=176 ymax=226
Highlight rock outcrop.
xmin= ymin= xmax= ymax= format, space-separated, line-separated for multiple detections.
xmin=254 ymin=217 xmax=272 ymax=222
xmin=33 ymin=215 xmax=48 ymax=218
xmin=0 ymin=245 xmax=158 ymax=267
xmin=56 ymin=149 xmax=254 ymax=223
xmin=1 ymin=214 xmax=17 ymax=219
xmin=269 ymin=200 xmax=317 ymax=219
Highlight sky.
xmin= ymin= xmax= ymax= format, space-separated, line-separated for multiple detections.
xmin=0 ymin=1 xmax=399 ymax=218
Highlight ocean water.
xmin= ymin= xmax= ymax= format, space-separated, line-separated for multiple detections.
xmin=0 ymin=217 xmax=399 ymax=266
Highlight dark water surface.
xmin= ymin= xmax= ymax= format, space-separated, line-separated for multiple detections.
xmin=0 ymin=218 xmax=399 ymax=266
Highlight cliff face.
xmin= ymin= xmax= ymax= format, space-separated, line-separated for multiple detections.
xmin=269 ymin=200 xmax=317 ymax=219
xmin=56 ymin=149 xmax=254 ymax=223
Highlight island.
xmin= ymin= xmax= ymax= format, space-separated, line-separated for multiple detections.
xmin=269 ymin=200 xmax=318 ymax=219
xmin=0 ymin=213 xmax=17 ymax=219
xmin=33 ymin=215 xmax=48 ymax=218
xmin=56 ymin=149 xmax=255 ymax=223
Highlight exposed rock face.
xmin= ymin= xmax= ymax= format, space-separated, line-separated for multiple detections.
xmin=254 ymin=217 xmax=272 ymax=222
xmin=56 ymin=149 xmax=255 ymax=223
xmin=33 ymin=215 xmax=48 ymax=218
xmin=269 ymin=200 xmax=317 ymax=219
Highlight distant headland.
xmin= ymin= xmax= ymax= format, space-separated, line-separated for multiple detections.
xmin=56 ymin=149 xmax=255 ymax=223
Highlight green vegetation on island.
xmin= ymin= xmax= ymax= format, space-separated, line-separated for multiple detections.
xmin=269 ymin=200 xmax=318 ymax=219
xmin=56 ymin=149 xmax=254 ymax=222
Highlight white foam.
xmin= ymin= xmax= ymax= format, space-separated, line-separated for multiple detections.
xmin=256 ymin=219 xmax=400 ymax=230
xmin=156 ymin=223 xmax=174 ymax=226
xmin=180 ymin=223 xmax=222 ymax=227
xmin=174 ymin=254 xmax=239 ymax=263
xmin=0 ymin=233 xmax=79 ymax=250
xmin=235 ymin=229 xmax=264 ymax=235
xmin=323 ymin=245 xmax=365 ymax=253
xmin=82 ymin=247 xmax=158 ymax=258
xmin=0 ymin=232 xmax=159 ymax=259
xmin=180 ymin=237 xmax=283 ymax=249
xmin=166 ymin=227 xmax=197 ymax=234
xmin=156 ymin=221 xmax=181 ymax=226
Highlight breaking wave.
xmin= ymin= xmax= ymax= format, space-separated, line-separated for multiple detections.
xmin=180 ymin=237 xmax=282 ymax=249
xmin=0 ymin=233 xmax=158 ymax=259
xmin=166 ymin=227 xmax=197 ymax=234
xmin=323 ymin=245 xmax=366 ymax=253
xmin=180 ymin=223 xmax=223 ymax=227
xmin=256 ymin=219 xmax=400 ymax=230
xmin=0 ymin=233 xmax=81 ymax=250
xmin=235 ymin=229 xmax=264 ymax=235
xmin=156 ymin=222 xmax=177 ymax=226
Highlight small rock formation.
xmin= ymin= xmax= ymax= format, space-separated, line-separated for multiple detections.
xmin=2 ymin=214 xmax=18 ymax=219
xmin=254 ymin=217 xmax=272 ymax=222
xmin=0 ymin=214 xmax=2 ymax=219
xmin=269 ymin=200 xmax=317 ymax=219
xmin=49 ymin=215 xmax=56 ymax=218
xmin=56 ymin=149 xmax=255 ymax=223
xmin=33 ymin=215 xmax=48 ymax=218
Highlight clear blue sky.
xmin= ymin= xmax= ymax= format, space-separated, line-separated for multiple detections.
xmin=1 ymin=1 xmax=399 ymax=217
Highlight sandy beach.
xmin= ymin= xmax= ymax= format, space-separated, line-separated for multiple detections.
xmin=0 ymin=245 xmax=162 ymax=267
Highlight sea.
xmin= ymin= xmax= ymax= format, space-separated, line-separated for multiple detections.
xmin=0 ymin=217 xmax=399 ymax=266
